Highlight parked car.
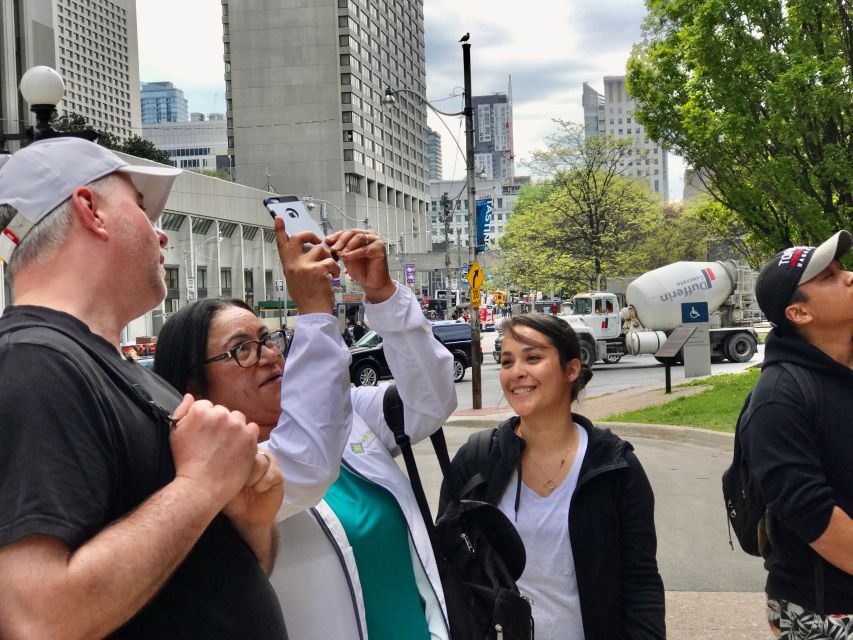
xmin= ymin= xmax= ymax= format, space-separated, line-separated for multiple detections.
xmin=349 ymin=321 xmax=480 ymax=386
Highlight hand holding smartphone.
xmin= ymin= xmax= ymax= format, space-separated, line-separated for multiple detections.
xmin=263 ymin=195 xmax=338 ymax=260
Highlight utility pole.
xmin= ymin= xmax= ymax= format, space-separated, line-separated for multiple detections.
xmin=462 ymin=40 xmax=482 ymax=409
xmin=441 ymin=192 xmax=451 ymax=320
xmin=399 ymin=232 xmax=405 ymax=284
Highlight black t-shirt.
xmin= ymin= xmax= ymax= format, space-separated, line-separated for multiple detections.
xmin=0 ymin=306 xmax=286 ymax=639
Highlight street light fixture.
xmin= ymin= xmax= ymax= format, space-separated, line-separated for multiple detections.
xmin=301 ymin=196 xmax=369 ymax=234
xmin=0 ymin=66 xmax=97 ymax=163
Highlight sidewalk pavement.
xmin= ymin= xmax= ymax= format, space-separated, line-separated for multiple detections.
xmin=444 ymin=383 xmax=770 ymax=640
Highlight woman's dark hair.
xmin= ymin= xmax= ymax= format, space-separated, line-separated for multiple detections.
xmin=154 ymin=298 xmax=253 ymax=397
xmin=500 ymin=313 xmax=593 ymax=400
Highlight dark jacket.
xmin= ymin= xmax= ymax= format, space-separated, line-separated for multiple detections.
xmin=741 ymin=329 xmax=853 ymax=613
xmin=440 ymin=414 xmax=666 ymax=640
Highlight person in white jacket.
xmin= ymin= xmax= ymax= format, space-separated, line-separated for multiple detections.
xmin=155 ymin=219 xmax=457 ymax=640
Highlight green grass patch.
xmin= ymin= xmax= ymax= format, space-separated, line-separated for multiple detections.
xmin=602 ymin=368 xmax=761 ymax=432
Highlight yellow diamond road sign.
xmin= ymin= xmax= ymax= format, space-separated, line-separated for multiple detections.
xmin=466 ymin=260 xmax=485 ymax=290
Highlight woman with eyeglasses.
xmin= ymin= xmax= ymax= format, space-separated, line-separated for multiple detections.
xmin=154 ymin=220 xmax=457 ymax=640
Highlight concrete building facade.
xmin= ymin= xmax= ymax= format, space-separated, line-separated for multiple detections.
xmin=0 ymin=0 xmax=140 ymax=142
xmin=583 ymin=76 xmax=669 ymax=202
xmin=222 ymin=0 xmax=432 ymax=255
xmin=140 ymin=80 xmax=189 ymax=124
xmin=143 ymin=113 xmax=229 ymax=173
xmin=425 ymin=126 xmax=441 ymax=180
xmin=427 ymin=177 xmax=528 ymax=249
xmin=472 ymin=88 xmax=514 ymax=181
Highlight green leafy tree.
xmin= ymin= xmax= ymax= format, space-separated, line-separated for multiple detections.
xmin=51 ymin=112 xmax=172 ymax=165
xmin=632 ymin=203 xmax=713 ymax=271
xmin=627 ymin=0 xmax=852 ymax=252
xmin=501 ymin=121 xmax=659 ymax=291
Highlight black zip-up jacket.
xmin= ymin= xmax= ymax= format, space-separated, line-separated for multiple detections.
xmin=741 ymin=329 xmax=853 ymax=613
xmin=440 ymin=415 xmax=665 ymax=640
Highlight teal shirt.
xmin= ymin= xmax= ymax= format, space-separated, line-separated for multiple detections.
xmin=324 ymin=465 xmax=431 ymax=640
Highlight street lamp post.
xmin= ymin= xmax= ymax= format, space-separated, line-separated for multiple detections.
xmin=460 ymin=42 xmax=482 ymax=409
xmin=383 ymin=37 xmax=483 ymax=408
xmin=441 ymin=192 xmax=451 ymax=320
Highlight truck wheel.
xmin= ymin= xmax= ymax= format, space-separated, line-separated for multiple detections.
xmin=354 ymin=363 xmax=379 ymax=387
xmin=579 ymin=339 xmax=596 ymax=369
xmin=602 ymin=354 xmax=622 ymax=365
xmin=724 ymin=333 xmax=757 ymax=363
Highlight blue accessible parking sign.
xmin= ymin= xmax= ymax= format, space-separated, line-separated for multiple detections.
xmin=681 ymin=302 xmax=709 ymax=324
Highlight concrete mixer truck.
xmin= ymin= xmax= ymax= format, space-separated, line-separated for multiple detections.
xmin=563 ymin=260 xmax=761 ymax=367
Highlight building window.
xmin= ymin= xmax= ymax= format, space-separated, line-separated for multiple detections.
xmin=345 ymin=173 xmax=362 ymax=193
xmin=165 ymin=266 xmax=180 ymax=289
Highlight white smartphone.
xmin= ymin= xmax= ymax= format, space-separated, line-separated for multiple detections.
xmin=264 ymin=195 xmax=338 ymax=260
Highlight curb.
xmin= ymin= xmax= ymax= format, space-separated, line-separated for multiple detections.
xmin=444 ymin=418 xmax=734 ymax=449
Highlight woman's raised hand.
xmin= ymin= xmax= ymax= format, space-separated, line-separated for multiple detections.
xmin=274 ymin=216 xmax=339 ymax=314
xmin=327 ymin=229 xmax=396 ymax=304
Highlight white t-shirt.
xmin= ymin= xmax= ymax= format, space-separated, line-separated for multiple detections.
xmin=496 ymin=423 xmax=589 ymax=640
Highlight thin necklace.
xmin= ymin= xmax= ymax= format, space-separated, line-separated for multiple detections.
xmin=518 ymin=425 xmax=575 ymax=494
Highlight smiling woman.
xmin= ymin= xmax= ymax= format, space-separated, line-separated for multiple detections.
xmin=439 ymin=313 xmax=666 ymax=640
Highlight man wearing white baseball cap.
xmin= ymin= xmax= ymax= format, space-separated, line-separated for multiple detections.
xmin=0 ymin=138 xmax=286 ymax=639
xmin=742 ymin=230 xmax=853 ymax=638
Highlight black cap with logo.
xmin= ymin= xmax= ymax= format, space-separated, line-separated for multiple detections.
xmin=755 ymin=230 xmax=852 ymax=327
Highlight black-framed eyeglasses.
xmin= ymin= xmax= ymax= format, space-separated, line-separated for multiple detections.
xmin=204 ymin=330 xmax=289 ymax=368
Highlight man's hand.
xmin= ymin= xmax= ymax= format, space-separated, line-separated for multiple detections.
xmin=169 ymin=395 xmax=259 ymax=509
xmin=223 ymin=448 xmax=285 ymax=527
xmin=274 ymin=216 xmax=338 ymax=314
xmin=328 ymin=229 xmax=395 ymax=303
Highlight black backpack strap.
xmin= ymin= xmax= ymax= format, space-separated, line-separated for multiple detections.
xmin=459 ymin=428 xmax=497 ymax=499
xmin=767 ymin=361 xmax=825 ymax=613
xmin=382 ymin=385 xmax=437 ymax=540
xmin=0 ymin=321 xmax=173 ymax=426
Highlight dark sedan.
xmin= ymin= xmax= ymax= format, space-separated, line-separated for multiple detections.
xmin=349 ymin=322 xmax=479 ymax=386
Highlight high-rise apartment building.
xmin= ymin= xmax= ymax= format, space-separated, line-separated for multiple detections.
xmin=222 ymin=0 xmax=431 ymax=254
xmin=0 ymin=0 xmax=140 ymax=140
xmin=141 ymin=81 xmax=189 ymax=124
xmin=583 ymin=76 xmax=668 ymax=202
xmin=425 ymin=127 xmax=442 ymax=180
xmin=472 ymin=85 xmax=514 ymax=181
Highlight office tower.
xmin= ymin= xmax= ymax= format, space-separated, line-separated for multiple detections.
xmin=143 ymin=113 xmax=229 ymax=173
xmin=471 ymin=80 xmax=514 ymax=181
xmin=582 ymin=82 xmax=605 ymax=136
xmin=222 ymin=0 xmax=431 ymax=254
xmin=425 ymin=127 xmax=442 ymax=180
xmin=141 ymin=81 xmax=189 ymax=124
xmin=582 ymin=76 xmax=669 ymax=202
xmin=0 ymin=0 xmax=141 ymax=139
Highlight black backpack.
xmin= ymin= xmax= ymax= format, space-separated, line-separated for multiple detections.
xmin=382 ymin=386 xmax=533 ymax=640
xmin=722 ymin=362 xmax=817 ymax=557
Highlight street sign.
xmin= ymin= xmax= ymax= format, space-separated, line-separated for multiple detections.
xmin=275 ymin=279 xmax=284 ymax=292
xmin=470 ymin=288 xmax=482 ymax=308
xmin=467 ymin=260 xmax=485 ymax=290
xmin=404 ymin=263 xmax=416 ymax=286
xmin=681 ymin=302 xmax=709 ymax=324
xmin=186 ymin=276 xmax=196 ymax=301
xmin=655 ymin=326 xmax=696 ymax=359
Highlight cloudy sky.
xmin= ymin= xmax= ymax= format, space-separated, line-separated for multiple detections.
xmin=137 ymin=0 xmax=685 ymax=200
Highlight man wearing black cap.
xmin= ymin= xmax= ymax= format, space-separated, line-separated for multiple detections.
xmin=744 ymin=230 xmax=853 ymax=638
xmin=0 ymin=138 xmax=286 ymax=639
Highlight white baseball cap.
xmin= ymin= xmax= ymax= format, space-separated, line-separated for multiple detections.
xmin=0 ymin=137 xmax=181 ymax=263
